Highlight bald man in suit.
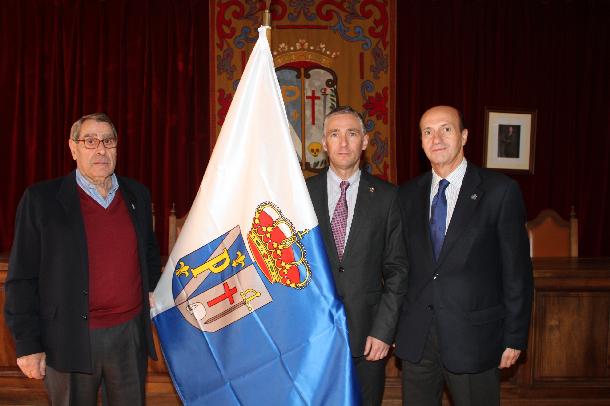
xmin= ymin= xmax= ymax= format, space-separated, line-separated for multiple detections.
xmin=394 ymin=105 xmax=533 ymax=406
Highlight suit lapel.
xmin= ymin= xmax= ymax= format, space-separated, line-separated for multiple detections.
xmin=436 ymin=163 xmax=483 ymax=265
xmin=416 ymin=173 xmax=437 ymax=267
xmin=118 ymin=179 xmax=139 ymax=227
xmin=56 ymin=172 xmax=89 ymax=272
xmin=342 ymin=171 xmax=372 ymax=260
xmin=310 ymin=172 xmax=340 ymax=263
xmin=118 ymin=178 xmax=146 ymax=254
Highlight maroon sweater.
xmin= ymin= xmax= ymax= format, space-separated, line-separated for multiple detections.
xmin=79 ymin=188 xmax=143 ymax=329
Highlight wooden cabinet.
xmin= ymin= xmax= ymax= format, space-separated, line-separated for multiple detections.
xmin=505 ymin=258 xmax=610 ymax=405
xmin=2 ymin=256 xmax=610 ymax=405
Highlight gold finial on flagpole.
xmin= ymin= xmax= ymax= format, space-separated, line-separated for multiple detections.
xmin=263 ymin=0 xmax=272 ymax=43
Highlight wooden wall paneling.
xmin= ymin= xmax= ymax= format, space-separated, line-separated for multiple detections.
xmin=0 ymin=277 xmax=17 ymax=367
xmin=535 ymin=292 xmax=610 ymax=381
xmin=0 ymin=264 xmax=48 ymax=404
xmin=511 ymin=259 xmax=610 ymax=403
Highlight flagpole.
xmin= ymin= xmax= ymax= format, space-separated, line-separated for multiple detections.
xmin=263 ymin=0 xmax=271 ymax=42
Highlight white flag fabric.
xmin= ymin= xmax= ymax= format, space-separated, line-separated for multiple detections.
xmin=152 ymin=26 xmax=360 ymax=406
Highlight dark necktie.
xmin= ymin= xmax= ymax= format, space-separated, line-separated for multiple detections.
xmin=331 ymin=181 xmax=350 ymax=261
xmin=430 ymin=179 xmax=449 ymax=260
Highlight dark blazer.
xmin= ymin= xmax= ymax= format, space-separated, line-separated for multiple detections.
xmin=4 ymin=171 xmax=161 ymax=374
xmin=307 ymin=169 xmax=408 ymax=356
xmin=394 ymin=162 xmax=533 ymax=373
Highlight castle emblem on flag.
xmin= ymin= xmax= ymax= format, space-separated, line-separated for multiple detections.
xmin=247 ymin=202 xmax=312 ymax=289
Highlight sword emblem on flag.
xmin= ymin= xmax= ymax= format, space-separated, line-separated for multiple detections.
xmin=176 ymin=265 xmax=272 ymax=332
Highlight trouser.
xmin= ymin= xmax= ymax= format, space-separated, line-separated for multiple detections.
xmin=401 ymin=323 xmax=500 ymax=406
xmin=353 ymin=354 xmax=387 ymax=406
xmin=44 ymin=315 xmax=147 ymax=406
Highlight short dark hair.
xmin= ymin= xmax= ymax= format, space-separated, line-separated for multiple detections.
xmin=323 ymin=106 xmax=366 ymax=135
xmin=70 ymin=113 xmax=117 ymax=141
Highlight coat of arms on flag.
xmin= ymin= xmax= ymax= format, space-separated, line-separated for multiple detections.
xmin=172 ymin=201 xmax=313 ymax=334
xmin=152 ymin=26 xmax=360 ymax=406
xmin=172 ymin=225 xmax=273 ymax=333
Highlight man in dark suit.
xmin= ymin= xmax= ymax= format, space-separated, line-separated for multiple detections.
xmin=4 ymin=113 xmax=161 ymax=405
xmin=394 ymin=105 xmax=533 ymax=406
xmin=306 ymin=106 xmax=408 ymax=405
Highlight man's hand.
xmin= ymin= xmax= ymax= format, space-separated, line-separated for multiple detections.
xmin=498 ymin=348 xmax=521 ymax=369
xmin=17 ymin=352 xmax=46 ymax=379
xmin=364 ymin=336 xmax=390 ymax=361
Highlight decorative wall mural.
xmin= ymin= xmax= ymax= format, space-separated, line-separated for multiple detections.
xmin=211 ymin=0 xmax=396 ymax=180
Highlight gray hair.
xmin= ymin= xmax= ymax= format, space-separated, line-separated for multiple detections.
xmin=70 ymin=112 xmax=117 ymax=141
xmin=323 ymin=106 xmax=366 ymax=135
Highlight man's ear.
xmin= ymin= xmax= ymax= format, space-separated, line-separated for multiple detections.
xmin=461 ymin=129 xmax=468 ymax=146
xmin=362 ymin=133 xmax=369 ymax=151
xmin=68 ymin=139 xmax=78 ymax=160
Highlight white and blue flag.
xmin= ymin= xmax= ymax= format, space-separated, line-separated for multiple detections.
xmin=151 ymin=26 xmax=360 ymax=406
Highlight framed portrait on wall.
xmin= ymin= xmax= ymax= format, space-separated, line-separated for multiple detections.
xmin=483 ymin=108 xmax=537 ymax=174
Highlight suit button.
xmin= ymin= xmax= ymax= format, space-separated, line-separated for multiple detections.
xmin=82 ymin=289 xmax=88 ymax=295
xmin=82 ymin=314 xmax=88 ymax=320
xmin=338 ymin=267 xmax=344 ymax=273
xmin=427 ymin=305 xmax=434 ymax=311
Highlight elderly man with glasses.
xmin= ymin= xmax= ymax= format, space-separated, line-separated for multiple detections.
xmin=5 ymin=112 xmax=161 ymax=405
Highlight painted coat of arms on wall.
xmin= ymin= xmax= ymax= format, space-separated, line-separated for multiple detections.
xmin=211 ymin=0 xmax=396 ymax=181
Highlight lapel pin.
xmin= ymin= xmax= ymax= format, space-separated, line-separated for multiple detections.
xmin=470 ymin=194 xmax=478 ymax=200
xmin=131 ymin=203 xmax=136 ymax=210
xmin=369 ymin=186 xmax=375 ymax=193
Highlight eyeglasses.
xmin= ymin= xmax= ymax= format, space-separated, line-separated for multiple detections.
xmin=75 ymin=137 xmax=118 ymax=149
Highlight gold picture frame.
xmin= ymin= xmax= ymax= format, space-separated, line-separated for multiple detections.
xmin=483 ymin=108 xmax=537 ymax=174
